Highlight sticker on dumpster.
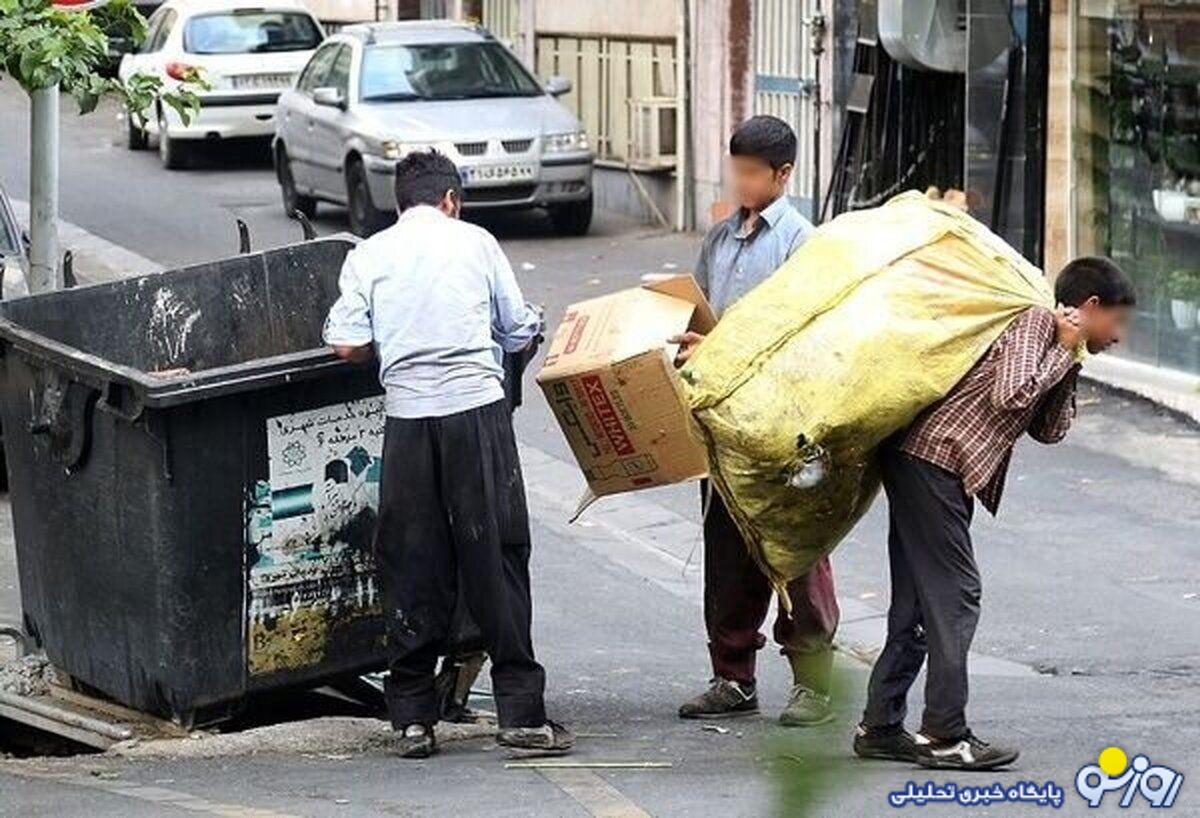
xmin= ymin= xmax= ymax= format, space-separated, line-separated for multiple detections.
xmin=245 ymin=397 xmax=386 ymax=676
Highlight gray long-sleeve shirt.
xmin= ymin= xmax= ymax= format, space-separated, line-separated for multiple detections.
xmin=323 ymin=205 xmax=541 ymax=419
xmin=695 ymin=194 xmax=814 ymax=317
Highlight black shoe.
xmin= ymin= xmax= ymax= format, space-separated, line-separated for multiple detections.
xmin=853 ymin=723 xmax=924 ymax=762
xmin=915 ymin=730 xmax=1019 ymax=771
xmin=497 ymin=720 xmax=575 ymax=758
xmin=678 ymin=677 xmax=759 ymax=719
xmin=396 ymin=723 xmax=437 ymax=759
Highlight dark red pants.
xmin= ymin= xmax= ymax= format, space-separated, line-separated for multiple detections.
xmin=703 ymin=485 xmax=839 ymax=690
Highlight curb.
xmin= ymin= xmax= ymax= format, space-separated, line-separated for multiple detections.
xmin=1081 ymin=355 xmax=1200 ymax=428
xmin=8 ymin=200 xmax=162 ymax=292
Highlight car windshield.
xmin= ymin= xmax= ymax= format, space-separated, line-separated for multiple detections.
xmin=359 ymin=41 xmax=543 ymax=101
xmin=184 ymin=11 xmax=321 ymax=55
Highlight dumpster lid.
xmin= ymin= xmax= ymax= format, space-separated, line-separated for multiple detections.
xmin=0 ymin=236 xmax=366 ymax=410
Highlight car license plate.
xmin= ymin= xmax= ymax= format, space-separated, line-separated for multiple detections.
xmin=461 ymin=163 xmax=537 ymax=185
xmin=231 ymin=72 xmax=293 ymax=90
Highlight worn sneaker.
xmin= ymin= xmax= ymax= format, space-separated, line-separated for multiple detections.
xmin=678 ymin=677 xmax=759 ymax=720
xmin=395 ymin=723 xmax=437 ymax=759
xmin=779 ymin=684 xmax=834 ymax=727
xmin=497 ymin=720 xmax=575 ymax=758
xmin=852 ymin=723 xmax=926 ymax=762
xmin=915 ymin=730 xmax=1019 ymax=771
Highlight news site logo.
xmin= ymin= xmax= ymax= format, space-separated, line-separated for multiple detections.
xmin=1075 ymin=746 xmax=1184 ymax=809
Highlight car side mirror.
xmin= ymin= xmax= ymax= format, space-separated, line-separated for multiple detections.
xmin=313 ymin=86 xmax=346 ymax=109
xmin=545 ymin=76 xmax=571 ymax=97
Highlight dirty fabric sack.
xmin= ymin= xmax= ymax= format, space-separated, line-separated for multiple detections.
xmin=682 ymin=192 xmax=1054 ymax=595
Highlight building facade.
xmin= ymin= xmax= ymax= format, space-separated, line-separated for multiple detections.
xmin=1047 ymin=1 xmax=1200 ymax=381
xmin=476 ymin=0 xmax=835 ymax=231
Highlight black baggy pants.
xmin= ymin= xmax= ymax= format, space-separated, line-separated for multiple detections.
xmin=861 ymin=447 xmax=981 ymax=740
xmin=377 ymin=399 xmax=546 ymax=730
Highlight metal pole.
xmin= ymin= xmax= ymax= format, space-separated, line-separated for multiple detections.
xmin=675 ymin=0 xmax=691 ymax=231
xmin=29 ymin=84 xmax=61 ymax=294
xmin=810 ymin=2 xmax=825 ymax=224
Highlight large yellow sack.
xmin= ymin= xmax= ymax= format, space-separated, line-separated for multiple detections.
xmin=681 ymin=192 xmax=1053 ymax=595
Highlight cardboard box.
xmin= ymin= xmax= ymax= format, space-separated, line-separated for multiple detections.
xmin=537 ymin=275 xmax=717 ymax=512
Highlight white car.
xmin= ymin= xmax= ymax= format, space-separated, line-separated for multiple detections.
xmin=119 ymin=0 xmax=324 ymax=169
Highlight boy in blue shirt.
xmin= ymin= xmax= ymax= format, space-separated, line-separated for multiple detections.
xmin=674 ymin=116 xmax=839 ymax=727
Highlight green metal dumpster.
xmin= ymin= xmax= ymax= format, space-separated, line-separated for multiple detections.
xmin=0 ymin=236 xmax=390 ymax=725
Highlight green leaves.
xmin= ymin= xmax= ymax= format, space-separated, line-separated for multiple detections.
xmin=0 ymin=0 xmax=202 ymax=124
xmin=121 ymin=67 xmax=206 ymax=127
xmin=0 ymin=0 xmax=109 ymax=97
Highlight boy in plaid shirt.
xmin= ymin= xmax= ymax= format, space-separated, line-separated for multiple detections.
xmin=853 ymin=257 xmax=1136 ymax=771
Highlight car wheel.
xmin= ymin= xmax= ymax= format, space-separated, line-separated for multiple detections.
xmin=158 ymin=110 xmax=190 ymax=170
xmin=126 ymin=113 xmax=149 ymax=151
xmin=346 ymin=160 xmax=389 ymax=237
xmin=276 ymin=147 xmax=316 ymax=219
xmin=550 ymin=194 xmax=593 ymax=236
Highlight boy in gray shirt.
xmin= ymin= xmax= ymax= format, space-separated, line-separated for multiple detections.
xmin=674 ymin=116 xmax=838 ymax=728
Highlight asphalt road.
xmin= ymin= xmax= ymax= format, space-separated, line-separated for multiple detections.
xmin=1 ymin=86 xmax=1198 ymax=817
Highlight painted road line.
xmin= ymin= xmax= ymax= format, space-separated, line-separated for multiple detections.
xmin=535 ymin=767 xmax=653 ymax=818
xmin=0 ymin=767 xmax=299 ymax=817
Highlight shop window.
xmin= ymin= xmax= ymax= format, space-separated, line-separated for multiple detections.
xmin=1074 ymin=2 xmax=1200 ymax=374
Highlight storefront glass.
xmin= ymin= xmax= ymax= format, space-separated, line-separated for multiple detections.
xmin=1073 ymin=1 xmax=1200 ymax=374
xmin=966 ymin=0 xmax=1040 ymax=260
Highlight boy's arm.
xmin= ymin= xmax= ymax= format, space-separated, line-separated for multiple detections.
xmin=670 ymin=229 xmax=719 ymax=365
xmin=488 ymin=235 xmax=542 ymax=352
xmin=787 ymin=217 xmax=815 ymax=258
xmin=989 ymin=308 xmax=1076 ymax=412
xmin=693 ymin=231 xmax=713 ymax=298
xmin=1027 ymin=364 xmax=1081 ymax=444
xmin=324 ymin=251 xmax=374 ymax=362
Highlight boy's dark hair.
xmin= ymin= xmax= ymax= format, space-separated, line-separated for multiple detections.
xmin=729 ymin=115 xmax=798 ymax=170
xmin=1055 ymin=256 xmax=1137 ymax=307
xmin=393 ymin=149 xmax=462 ymax=212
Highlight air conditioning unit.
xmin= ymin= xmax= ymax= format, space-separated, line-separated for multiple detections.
xmin=628 ymin=98 xmax=678 ymax=170
xmin=878 ymin=0 xmax=1010 ymax=74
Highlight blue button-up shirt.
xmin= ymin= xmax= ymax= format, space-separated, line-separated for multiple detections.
xmin=323 ymin=205 xmax=541 ymax=419
xmin=694 ymin=194 xmax=814 ymax=317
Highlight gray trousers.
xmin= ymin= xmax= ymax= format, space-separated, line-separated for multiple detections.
xmin=861 ymin=447 xmax=981 ymax=740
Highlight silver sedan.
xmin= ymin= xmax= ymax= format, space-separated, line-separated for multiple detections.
xmin=272 ymin=21 xmax=594 ymax=236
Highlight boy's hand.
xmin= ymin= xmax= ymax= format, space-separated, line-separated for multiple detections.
xmin=1054 ymin=305 xmax=1086 ymax=351
xmin=669 ymin=331 xmax=707 ymax=366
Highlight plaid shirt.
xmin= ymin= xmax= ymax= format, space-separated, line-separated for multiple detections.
xmin=900 ymin=307 xmax=1081 ymax=514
